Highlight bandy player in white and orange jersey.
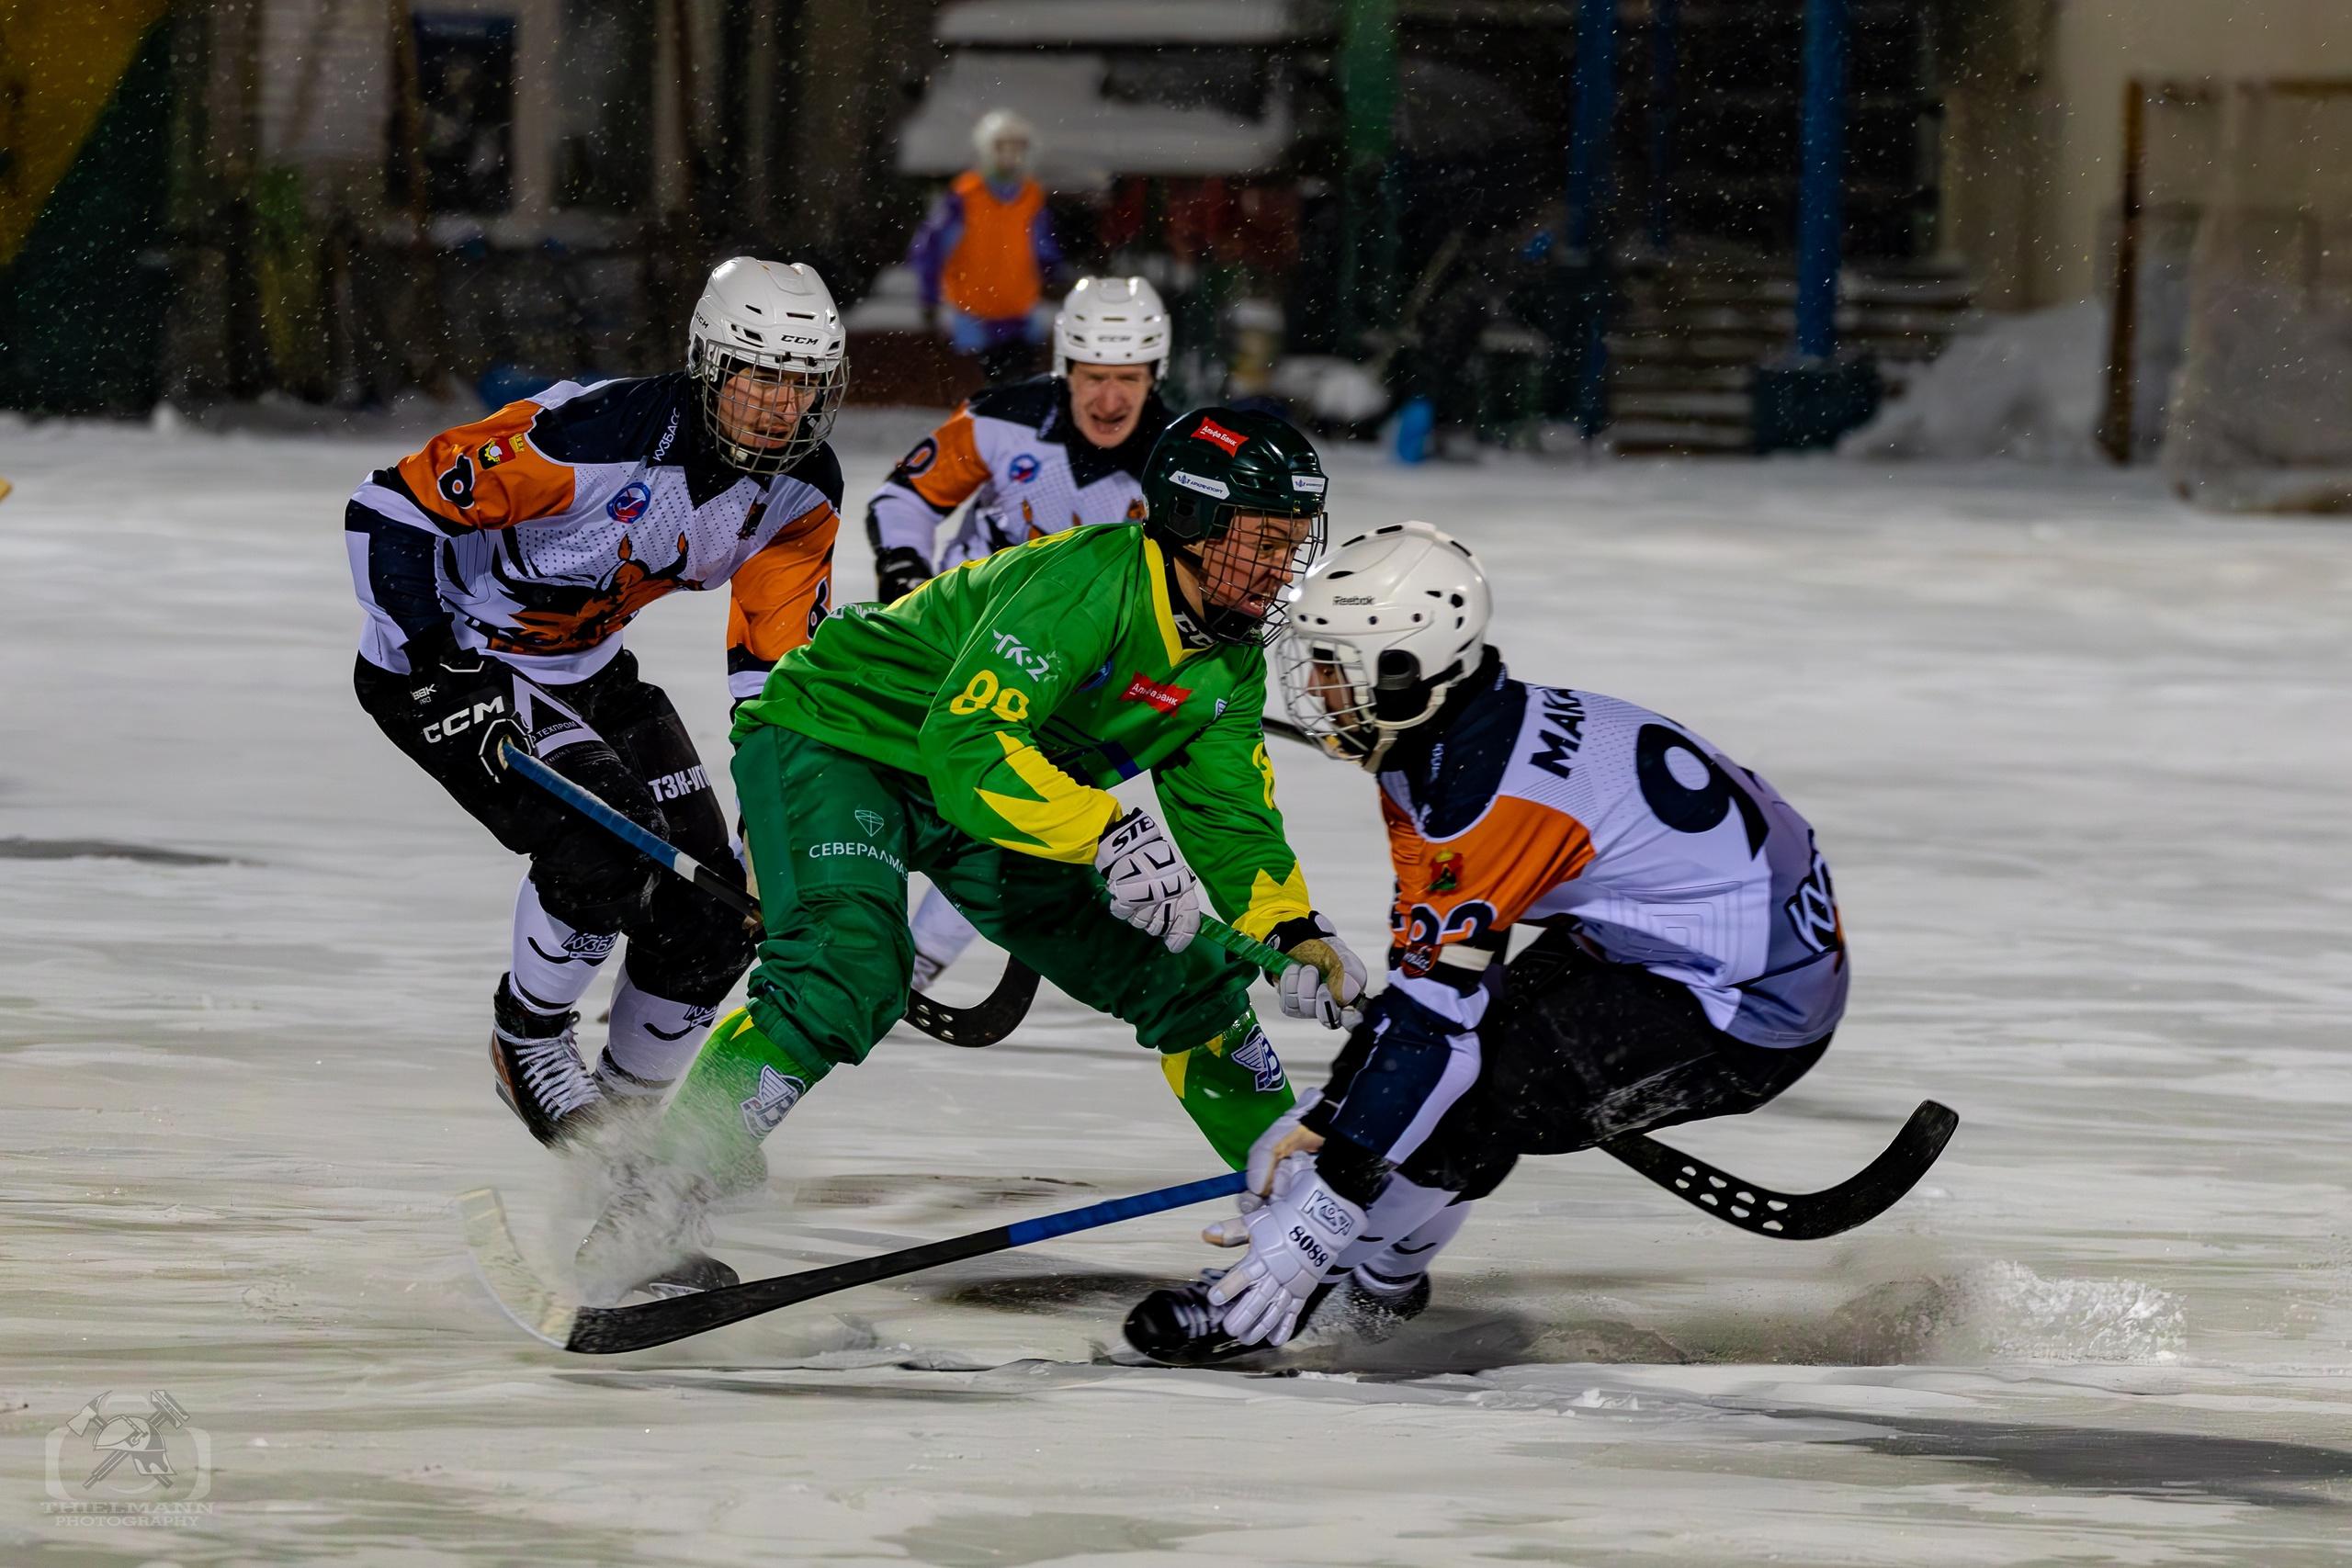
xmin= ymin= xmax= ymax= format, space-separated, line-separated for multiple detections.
xmin=345 ymin=257 xmax=844 ymax=1153
xmin=865 ymin=276 xmax=1175 ymax=987
xmin=1125 ymin=521 xmax=1850 ymax=1361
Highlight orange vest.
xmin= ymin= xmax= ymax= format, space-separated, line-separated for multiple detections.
xmin=941 ymin=171 xmax=1045 ymax=321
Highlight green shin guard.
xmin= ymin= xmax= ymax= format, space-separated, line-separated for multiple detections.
xmin=1161 ymin=1017 xmax=1296 ymax=1170
xmin=655 ymin=1008 xmax=834 ymax=1190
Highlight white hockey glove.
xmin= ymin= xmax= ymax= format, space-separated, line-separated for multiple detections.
xmin=1203 ymin=1089 xmax=1327 ymax=1247
xmin=1207 ymin=1172 xmax=1365 ymax=1348
xmin=1094 ymin=808 xmax=1202 ymax=953
xmin=1267 ymin=912 xmax=1367 ymax=1030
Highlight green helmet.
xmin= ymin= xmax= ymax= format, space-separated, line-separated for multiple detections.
xmin=1141 ymin=407 xmax=1329 ymax=544
xmin=1140 ymin=407 xmax=1329 ymax=645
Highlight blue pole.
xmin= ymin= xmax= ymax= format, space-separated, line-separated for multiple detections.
xmin=1566 ymin=0 xmax=1616 ymax=254
xmin=1566 ymin=0 xmax=1617 ymax=436
xmin=1793 ymin=0 xmax=1849 ymax=361
xmin=1647 ymin=0 xmax=1679 ymax=254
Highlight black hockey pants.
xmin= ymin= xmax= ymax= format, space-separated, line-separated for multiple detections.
xmin=353 ymin=648 xmax=752 ymax=1007
xmin=1390 ymin=929 xmax=1831 ymax=1199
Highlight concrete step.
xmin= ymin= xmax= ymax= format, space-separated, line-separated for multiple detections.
xmin=1612 ymin=389 xmax=1752 ymax=420
xmin=1608 ymin=419 xmax=1756 ymax=454
xmin=1611 ymin=363 xmax=1755 ymax=392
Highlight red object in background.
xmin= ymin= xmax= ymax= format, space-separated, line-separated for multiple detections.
xmin=1100 ymin=178 xmax=1302 ymax=273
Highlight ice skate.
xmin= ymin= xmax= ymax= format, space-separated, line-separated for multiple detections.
xmin=573 ymin=1156 xmax=727 ymax=1306
xmin=626 ymin=1249 xmax=741 ymax=1302
xmin=590 ymin=1049 xmax=675 ymax=1131
xmin=1321 ymin=1269 xmax=1432 ymax=1343
xmin=1123 ymin=1268 xmax=1337 ymax=1366
xmin=1123 ymin=1265 xmax=1430 ymax=1366
xmin=488 ymin=976 xmax=607 ymax=1147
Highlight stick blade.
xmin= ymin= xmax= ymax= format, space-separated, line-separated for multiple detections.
xmin=454 ymin=1188 xmax=582 ymax=1347
xmin=903 ymin=958 xmax=1041 ymax=1047
xmin=1603 ymin=1100 xmax=1959 ymax=1241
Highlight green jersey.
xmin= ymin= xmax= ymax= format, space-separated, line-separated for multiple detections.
xmin=733 ymin=525 xmax=1313 ymax=939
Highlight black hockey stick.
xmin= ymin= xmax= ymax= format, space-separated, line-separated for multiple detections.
xmin=495 ymin=739 xmax=1039 ymax=1047
xmin=459 ymin=1103 xmax=1957 ymax=1354
xmin=1262 ymin=717 xmax=1962 ymax=1236
xmin=458 ymin=1171 xmax=1248 ymax=1353
xmin=1600 ymin=1100 xmax=1958 ymax=1239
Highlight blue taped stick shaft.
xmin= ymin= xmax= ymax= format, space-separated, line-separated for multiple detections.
xmin=496 ymin=739 xmax=759 ymax=919
xmin=499 ymin=740 xmax=676 ymax=866
xmin=1005 ymin=1171 xmax=1247 ymax=1247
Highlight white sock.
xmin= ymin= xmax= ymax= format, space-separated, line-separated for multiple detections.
xmin=1334 ymin=1173 xmax=1457 ymax=1278
xmin=910 ymin=885 xmax=982 ymax=979
xmin=509 ymin=875 xmax=616 ymax=1012
xmin=1354 ymin=1199 xmax=1474 ymax=1294
xmin=603 ymin=973 xmax=717 ymax=1090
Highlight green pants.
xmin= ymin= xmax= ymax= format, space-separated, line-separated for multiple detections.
xmin=659 ymin=724 xmax=1294 ymax=1180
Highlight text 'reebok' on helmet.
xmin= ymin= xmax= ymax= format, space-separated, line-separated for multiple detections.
xmin=1140 ymin=407 xmax=1328 ymax=646
xmin=687 ymin=257 xmax=847 ymax=477
xmin=1278 ymin=520 xmax=1492 ymax=770
xmin=1055 ymin=276 xmax=1171 ymax=378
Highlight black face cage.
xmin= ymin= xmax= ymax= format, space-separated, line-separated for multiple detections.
xmin=1190 ymin=504 xmax=1329 ymax=646
xmin=692 ymin=345 xmax=848 ymax=476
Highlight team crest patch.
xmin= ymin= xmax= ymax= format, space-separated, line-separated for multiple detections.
xmin=1430 ymin=851 xmax=1462 ymax=894
xmin=478 ymin=436 xmax=513 ymax=468
xmin=1122 ymin=672 xmax=1192 ymax=714
xmin=1008 ymin=453 xmax=1041 ymax=483
xmin=854 ymin=808 xmax=884 ymax=839
xmin=739 ymin=1065 xmax=806 ymax=1138
xmin=1191 ymin=417 xmax=1248 ymax=456
xmin=606 ymin=480 xmax=651 ymax=525
xmin=1226 ymin=1026 xmax=1286 ymax=1093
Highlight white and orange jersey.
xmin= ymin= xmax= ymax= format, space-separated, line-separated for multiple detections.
xmin=345 ymin=373 xmax=841 ymax=698
xmin=1381 ymin=660 xmax=1848 ymax=1050
xmin=865 ymin=376 xmax=1166 ymax=571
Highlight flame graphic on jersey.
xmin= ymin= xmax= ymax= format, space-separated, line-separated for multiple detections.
xmin=488 ymin=532 xmax=699 ymax=655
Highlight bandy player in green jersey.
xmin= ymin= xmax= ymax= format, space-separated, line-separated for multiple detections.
xmin=590 ymin=409 xmax=1370 ymax=1294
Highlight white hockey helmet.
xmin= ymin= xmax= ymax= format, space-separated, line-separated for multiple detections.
xmin=686 ymin=256 xmax=848 ymax=475
xmin=1054 ymin=276 xmax=1171 ymax=378
xmin=973 ymin=107 xmax=1036 ymax=172
xmin=1277 ymin=520 xmax=1493 ymax=770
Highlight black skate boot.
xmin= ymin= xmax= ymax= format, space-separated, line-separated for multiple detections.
xmin=590 ymin=1049 xmax=675 ymax=1130
xmin=1324 ymin=1269 xmax=1433 ymax=1342
xmin=627 ymin=1250 xmax=741 ymax=1301
xmin=488 ymin=976 xmax=606 ymax=1147
xmin=1123 ymin=1268 xmax=1431 ymax=1366
xmin=1121 ymin=1269 xmax=1338 ymax=1367
xmin=574 ymin=1157 xmax=733 ymax=1306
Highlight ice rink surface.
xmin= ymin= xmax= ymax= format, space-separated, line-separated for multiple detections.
xmin=6 ymin=408 xmax=2352 ymax=1565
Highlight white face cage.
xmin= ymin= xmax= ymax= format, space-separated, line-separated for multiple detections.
xmin=1276 ymin=633 xmax=1385 ymax=760
xmin=690 ymin=343 xmax=848 ymax=477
